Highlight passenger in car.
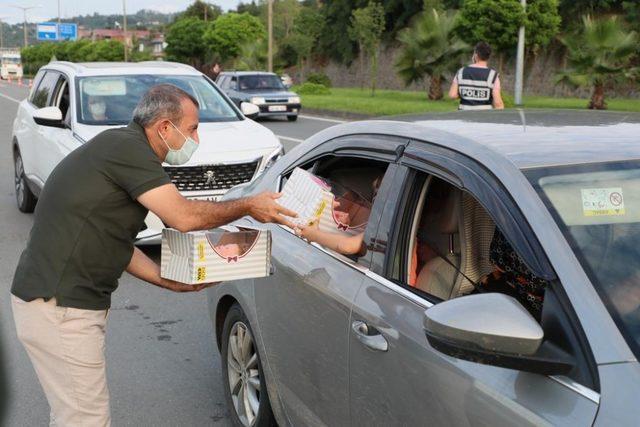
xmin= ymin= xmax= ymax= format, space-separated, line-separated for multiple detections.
xmin=294 ymin=176 xmax=382 ymax=256
xmin=87 ymin=95 xmax=108 ymax=121
xmin=476 ymin=229 xmax=549 ymax=319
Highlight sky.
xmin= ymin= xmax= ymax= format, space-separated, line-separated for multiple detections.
xmin=0 ymin=0 xmax=244 ymax=24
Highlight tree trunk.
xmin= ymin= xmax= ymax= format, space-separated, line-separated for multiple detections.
xmin=370 ymin=49 xmax=379 ymax=97
xmin=360 ymin=42 xmax=366 ymax=91
xmin=589 ymin=82 xmax=607 ymax=110
xmin=428 ymin=75 xmax=443 ymax=100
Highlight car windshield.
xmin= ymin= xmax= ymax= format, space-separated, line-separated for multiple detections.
xmin=526 ymin=160 xmax=640 ymax=358
xmin=2 ymin=57 xmax=21 ymax=64
xmin=238 ymin=75 xmax=284 ymax=91
xmin=76 ymin=74 xmax=239 ymax=125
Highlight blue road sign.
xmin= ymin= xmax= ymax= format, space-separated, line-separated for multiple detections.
xmin=58 ymin=23 xmax=77 ymax=41
xmin=37 ymin=23 xmax=59 ymax=41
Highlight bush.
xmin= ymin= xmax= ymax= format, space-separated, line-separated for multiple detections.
xmin=295 ymin=82 xmax=331 ymax=95
xmin=306 ymin=72 xmax=332 ymax=88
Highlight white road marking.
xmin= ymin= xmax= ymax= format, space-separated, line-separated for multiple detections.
xmin=298 ymin=114 xmax=346 ymax=124
xmin=0 ymin=92 xmax=21 ymax=103
xmin=275 ymin=135 xmax=305 ymax=143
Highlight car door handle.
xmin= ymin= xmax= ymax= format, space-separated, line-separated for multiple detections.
xmin=352 ymin=320 xmax=388 ymax=352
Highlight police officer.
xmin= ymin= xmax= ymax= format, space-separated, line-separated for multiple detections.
xmin=449 ymin=41 xmax=504 ymax=110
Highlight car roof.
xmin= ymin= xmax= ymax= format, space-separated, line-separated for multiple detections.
xmin=44 ymin=61 xmax=202 ymax=77
xmin=391 ymin=109 xmax=640 ymax=169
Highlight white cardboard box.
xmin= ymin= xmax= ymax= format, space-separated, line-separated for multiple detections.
xmin=277 ymin=167 xmax=370 ymax=236
xmin=161 ymin=225 xmax=271 ymax=284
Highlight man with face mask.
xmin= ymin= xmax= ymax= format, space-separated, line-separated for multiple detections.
xmin=10 ymin=84 xmax=297 ymax=426
xmin=448 ymin=41 xmax=504 ymax=110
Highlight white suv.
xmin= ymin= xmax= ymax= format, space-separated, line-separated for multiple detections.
xmin=11 ymin=61 xmax=283 ymax=244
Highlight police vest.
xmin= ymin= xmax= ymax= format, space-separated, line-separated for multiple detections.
xmin=456 ymin=66 xmax=498 ymax=110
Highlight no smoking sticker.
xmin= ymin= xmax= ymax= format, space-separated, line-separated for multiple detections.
xmin=581 ymin=187 xmax=625 ymax=216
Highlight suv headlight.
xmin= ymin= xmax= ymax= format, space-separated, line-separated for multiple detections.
xmin=288 ymin=96 xmax=300 ymax=104
xmin=264 ymin=146 xmax=285 ymax=170
xmin=251 ymin=97 xmax=266 ymax=105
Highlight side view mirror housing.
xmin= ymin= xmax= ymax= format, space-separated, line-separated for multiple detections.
xmin=424 ymin=293 xmax=574 ymax=376
xmin=240 ymin=102 xmax=260 ymax=120
xmin=33 ymin=106 xmax=66 ymax=128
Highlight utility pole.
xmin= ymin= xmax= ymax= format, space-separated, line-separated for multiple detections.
xmin=123 ymin=0 xmax=128 ymax=62
xmin=267 ymin=0 xmax=273 ymax=72
xmin=10 ymin=5 xmax=39 ymax=48
xmin=58 ymin=0 xmax=61 ymax=25
xmin=514 ymin=0 xmax=526 ymax=106
xmin=204 ymin=2 xmax=207 ymax=22
xmin=0 ymin=18 xmax=4 ymax=49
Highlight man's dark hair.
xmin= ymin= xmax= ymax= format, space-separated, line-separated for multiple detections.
xmin=133 ymin=84 xmax=199 ymax=127
xmin=474 ymin=42 xmax=492 ymax=61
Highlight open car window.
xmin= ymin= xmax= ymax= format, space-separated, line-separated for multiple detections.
xmin=279 ymin=156 xmax=389 ymax=266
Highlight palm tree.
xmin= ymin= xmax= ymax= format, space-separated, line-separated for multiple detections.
xmin=396 ymin=7 xmax=469 ymax=100
xmin=556 ymin=15 xmax=638 ymax=110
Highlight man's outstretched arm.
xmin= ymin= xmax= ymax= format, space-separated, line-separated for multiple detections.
xmin=137 ymin=183 xmax=297 ymax=232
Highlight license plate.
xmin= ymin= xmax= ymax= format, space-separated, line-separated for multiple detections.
xmin=268 ymin=105 xmax=287 ymax=112
xmin=187 ymin=195 xmax=221 ymax=202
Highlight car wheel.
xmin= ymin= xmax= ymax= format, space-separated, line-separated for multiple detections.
xmin=221 ymin=304 xmax=276 ymax=427
xmin=287 ymin=115 xmax=298 ymax=122
xmin=14 ymin=149 xmax=37 ymax=213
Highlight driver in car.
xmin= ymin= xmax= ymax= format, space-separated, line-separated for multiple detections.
xmin=87 ymin=95 xmax=108 ymax=121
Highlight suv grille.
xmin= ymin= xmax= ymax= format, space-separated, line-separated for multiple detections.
xmin=164 ymin=161 xmax=259 ymax=192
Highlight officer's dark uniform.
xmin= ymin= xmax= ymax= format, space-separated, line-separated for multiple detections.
xmin=455 ymin=66 xmax=499 ymax=110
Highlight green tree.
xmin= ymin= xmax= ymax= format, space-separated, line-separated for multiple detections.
xmin=180 ymin=0 xmax=222 ymax=22
xmin=203 ymin=13 xmax=266 ymax=64
xmin=457 ymin=0 xmax=525 ymax=58
xmin=236 ymin=38 xmax=269 ymax=70
xmin=349 ymin=2 xmax=386 ymax=96
xmin=525 ymin=0 xmax=562 ymax=52
xmin=556 ymin=15 xmax=638 ymax=109
xmin=165 ymin=17 xmax=208 ymax=67
xmin=396 ymin=6 xmax=469 ymax=100
xmin=78 ymin=40 xmax=125 ymax=62
xmin=286 ymin=6 xmax=325 ymax=78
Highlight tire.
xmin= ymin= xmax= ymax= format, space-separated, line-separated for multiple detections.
xmin=287 ymin=115 xmax=298 ymax=122
xmin=14 ymin=149 xmax=37 ymax=213
xmin=221 ymin=304 xmax=276 ymax=427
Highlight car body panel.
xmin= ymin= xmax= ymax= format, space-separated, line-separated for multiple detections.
xmin=208 ymin=111 xmax=640 ymax=425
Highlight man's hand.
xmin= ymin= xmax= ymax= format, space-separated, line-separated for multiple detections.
xmin=248 ymin=192 xmax=298 ymax=228
xmin=157 ymin=278 xmax=219 ymax=293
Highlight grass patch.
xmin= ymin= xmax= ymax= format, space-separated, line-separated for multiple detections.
xmin=295 ymin=86 xmax=640 ymax=116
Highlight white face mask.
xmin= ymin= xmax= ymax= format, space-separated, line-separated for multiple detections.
xmin=89 ymin=102 xmax=106 ymax=117
xmin=158 ymin=121 xmax=199 ymax=165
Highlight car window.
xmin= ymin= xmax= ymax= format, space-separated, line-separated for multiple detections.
xmin=238 ymin=74 xmax=284 ymax=91
xmin=75 ymin=74 xmax=240 ymax=125
xmin=279 ymin=155 xmax=389 ymax=267
xmin=229 ymin=76 xmax=237 ymax=90
xmin=218 ymin=76 xmax=229 ymax=89
xmin=28 ymin=70 xmax=46 ymax=104
xmin=31 ymin=71 xmax=59 ymax=109
xmin=389 ymin=171 xmax=549 ymax=321
xmin=51 ymin=75 xmax=71 ymax=124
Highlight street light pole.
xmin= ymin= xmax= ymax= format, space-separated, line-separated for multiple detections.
xmin=58 ymin=0 xmax=61 ymax=25
xmin=514 ymin=0 xmax=526 ymax=106
xmin=267 ymin=0 xmax=273 ymax=72
xmin=123 ymin=0 xmax=128 ymax=62
xmin=10 ymin=6 xmax=39 ymax=47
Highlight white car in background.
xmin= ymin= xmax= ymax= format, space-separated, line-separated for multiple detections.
xmin=11 ymin=61 xmax=283 ymax=244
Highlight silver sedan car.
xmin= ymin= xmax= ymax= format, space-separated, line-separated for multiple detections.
xmin=207 ymin=110 xmax=640 ymax=426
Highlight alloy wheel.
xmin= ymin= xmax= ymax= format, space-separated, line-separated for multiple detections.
xmin=227 ymin=321 xmax=261 ymax=426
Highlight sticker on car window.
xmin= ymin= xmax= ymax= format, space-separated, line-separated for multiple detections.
xmin=581 ymin=187 xmax=625 ymax=216
xmin=82 ymin=78 xmax=127 ymax=96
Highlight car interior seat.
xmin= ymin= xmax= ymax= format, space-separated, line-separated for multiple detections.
xmin=416 ymin=188 xmax=496 ymax=299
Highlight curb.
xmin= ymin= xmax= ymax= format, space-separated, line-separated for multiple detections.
xmin=301 ymin=108 xmax=374 ymax=121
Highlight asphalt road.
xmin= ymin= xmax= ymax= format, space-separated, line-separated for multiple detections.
xmin=0 ymin=80 xmax=342 ymax=426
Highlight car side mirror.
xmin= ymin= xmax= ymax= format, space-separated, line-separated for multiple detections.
xmin=33 ymin=106 xmax=66 ymax=128
xmin=424 ymin=293 xmax=574 ymax=376
xmin=240 ymin=102 xmax=260 ymax=120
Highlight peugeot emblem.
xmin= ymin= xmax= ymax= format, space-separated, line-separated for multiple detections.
xmin=204 ymin=170 xmax=216 ymax=185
